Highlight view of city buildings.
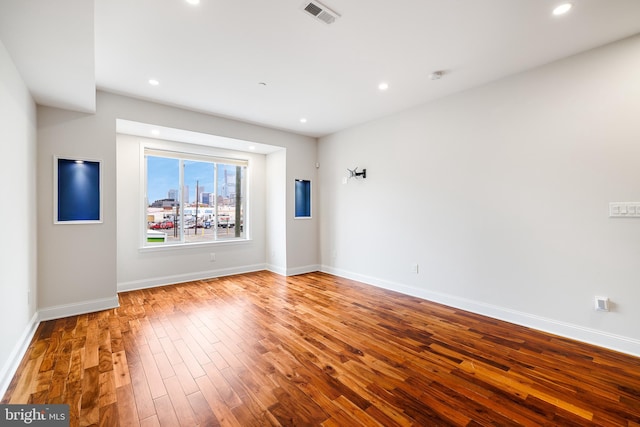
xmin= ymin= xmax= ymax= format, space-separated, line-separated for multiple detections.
xmin=146 ymin=159 xmax=245 ymax=243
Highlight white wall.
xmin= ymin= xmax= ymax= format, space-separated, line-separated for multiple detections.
xmin=38 ymin=91 xmax=317 ymax=317
xmin=117 ymin=134 xmax=269 ymax=289
xmin=37 ymin=104 xmax=119 ymax=319
xmin=318 ymin=34 xmax=640 ymax=356
xmin=266 ymin=140 xmax=319 ymax=276
xmin=266 ymin=149 xmax=287 ymax=274
xmin=0 ymin=40 xmax=38 ymax=394
xmin=287 ymin=148 xmax=319 ymax=274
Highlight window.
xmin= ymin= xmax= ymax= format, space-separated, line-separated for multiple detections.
xmin=294 ymin=179 xmax=311 ymax=218
xmin=144 ymin=148 xmax=247 ymax=246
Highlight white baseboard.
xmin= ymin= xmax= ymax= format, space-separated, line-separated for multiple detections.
xmin=117 ymin=263 xmax=266 ymax=292
xmin=2 ymin=298 xmax=119 ymax=398
xmin=286 ymin=264 xmax=320 ymax=276
xmin=266 ymin=264 xmax=287 ymax=276
xmin=266 ymin=264 xmax=320 ymax=276
xmin=0 ymin=313 xmax=39 ymax=398
xmin=38 ymin=296 xmax=120 ymax=322
xmin=6 ymin=266 xmax=637 ymax=402
xmin=321 ymin=265 xmax=640 ymax=358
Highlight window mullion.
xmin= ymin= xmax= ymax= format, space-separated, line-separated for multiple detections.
xmin=214 ymin=163 xmax=218 ymax=240
xmin=179 ymin=160 xmax=185 ymax=243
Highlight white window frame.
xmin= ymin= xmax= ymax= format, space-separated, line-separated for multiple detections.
xmin=140 ymin=142 xmax=250 ymax=249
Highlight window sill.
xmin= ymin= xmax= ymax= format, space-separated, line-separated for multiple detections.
xmin=139 ymin=238 xmax=252 ymax=253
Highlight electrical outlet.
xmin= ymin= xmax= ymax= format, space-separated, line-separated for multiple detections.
xmin=210 ymin=252 xmax=216 ymax=262
xmin=595 ymin=296 xmax=609 ymax=311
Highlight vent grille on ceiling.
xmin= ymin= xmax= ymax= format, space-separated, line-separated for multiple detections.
xmin=301 ymin=1 xmax=340 ymax=25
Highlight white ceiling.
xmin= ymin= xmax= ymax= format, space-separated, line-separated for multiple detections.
xmin=0 ymin=0 xmax=95 ymax=113
xmin=2 ymin=0 xmax=640 ymax=138
xmin=116 ymin=119 xmax=284 ymax=154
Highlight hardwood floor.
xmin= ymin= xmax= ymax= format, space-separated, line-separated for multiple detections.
xmin=3 ymin=271 xmax=640 ymax=426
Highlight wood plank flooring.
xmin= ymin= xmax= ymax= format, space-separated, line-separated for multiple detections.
xmin=3 ymin=271 xmax=640 ymax=426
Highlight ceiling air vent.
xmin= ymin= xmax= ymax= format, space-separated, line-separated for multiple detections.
xmin=301 ymin=1 xmax=340 ymax=25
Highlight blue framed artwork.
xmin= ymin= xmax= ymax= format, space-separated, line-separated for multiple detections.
xmin=294 ymin=179 xmax=311 ymax=218
xmin=54 ymin=156 xmax=102 ymax=224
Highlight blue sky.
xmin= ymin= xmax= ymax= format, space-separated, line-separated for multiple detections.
xmin=147 ymin=157 xmax=236 ymax=204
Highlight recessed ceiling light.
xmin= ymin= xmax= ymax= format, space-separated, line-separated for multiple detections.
xmin=552 ymin=3 xmax=572 ymax=16
xmin=185 ymin=0 xmax=200 ymax=5
xmin=300 ymin=118 xmax=307 ymax=124
xmin=378 ymin=82 xmax=389 ymax=91
xmin=148 ymin=79 xmax=160 ymax=86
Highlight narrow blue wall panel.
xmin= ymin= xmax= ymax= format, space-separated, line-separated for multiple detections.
xmin=295 ymin=179 xmax=311 ymax=218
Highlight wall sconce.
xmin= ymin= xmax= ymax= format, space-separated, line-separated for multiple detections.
xmin=347 ymin=167 xmax=367 ymax=180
